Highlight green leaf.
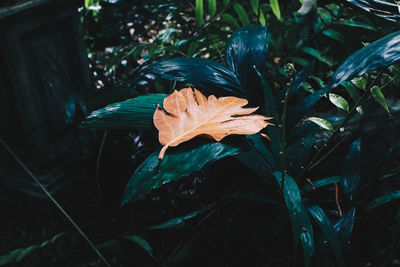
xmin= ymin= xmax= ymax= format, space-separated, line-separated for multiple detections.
xmin=80 ymin=94 xmax=167 ymax=130
xmin=322 ymin=29 xmax=345 ymax=43
xmin=122 ymin=141 xmax=242 ymax=204
xmin=329 ymin=93 xmax=350 ymax=112
xmin=146 ymin=209 xmax=204 ymax=230
xmin=342 ymin=81 xmax=361 ymax=102
xmin=249 ymin=0 xmax=266 ymax=25
xmin=301 ymin=47 xmax=334 ymax=66
xmin=370 ymin=85 xmax=390 ymax=114
xmin=254 ymin=67 xmax=282 ymax=163
xmin=196 ymin=0 xmax=204 ymax=26
xmin=273 ymin=172 xmax=314 ymax=267
xmin=221 ymin=13 xmax=240 ymax=29
xmin=303 ymin=176 xmax=341 ymax=192
xmin=351 ymin=76 xmax=367 ymax=90
xmin=306 ymin=117 xmax=334 ymax=131
xmin=233 ymin=3 xmax=250 ymax=25
xmin=245 ymin=134 xmax=276 ymax=170
xmin=269 ymin=0 xmax=282 ymax=20
xmin=187 ymin=42 xmax=200 ymax=57
xmin=223 ymin=0 xmax=230 ymax=6
xmin=335 ymin=19 xmax=376 ymax=30
xmin=318 ymin=7 xmax=332 ymax=24
xmin=307 ymin=205 xmax=343 ymax=263
xmin=365 ymin=190 xmax=400 ymax=211
xmin=208 ymin=0 xmax=217 ymax=17
xmin=124 ymin=235 xmax=156 ymax=259
xmin=0 ymin=232 xmax=66 ymax=265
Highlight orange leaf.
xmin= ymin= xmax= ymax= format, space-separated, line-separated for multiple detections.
xmin=153 ymin=88 xmax=272 ymax=160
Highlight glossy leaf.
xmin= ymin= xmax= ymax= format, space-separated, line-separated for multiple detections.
xmin=270 ymin=0 xmax=282 ymax=20
xmin=146 ymin=209 xmax=204 ymax=230
xmin=307 ymin=205 xmax=343 ymax=263
xmin=273 ymin=172 xmax=314 ymax=266
xmin=344 ymin=0 xmax=400 ymax=23
xmin=254 ymin=68 xmax=282 ymax=162
xmin=233 ymin=3 xmax=250 ymax=25
xmin=303 ymin=176 xmax=341 ymax=192
xmin=154 ymin=88 xmax=271 ymax=160
xmin=122 ymin=141 xmax=242 ymax=205
xmin=335 ymin=19 xmax=376 ymax=30
xmin=286 ymin=134 xmax=315 ymax=175
xmin=208 ymin=0 xmax=217 ymax=17
xmin=328 ymin=31 xmax=400 ymax=90
xmin=80 ymin=94 xmax=167 ymax=130
xmin=306 ymin=117 xmax=334 ymax=131
xmin=342 ymin=81 xmax=361 ymax=102
xmin=196 ymin=0 xmax=204 ymax=26
xmin=225 ymin=25 xmax=270 ymax=92
xmin=329 ymin=93 xmax=350 ymax=112
xmin=245 ymin=134 xmax=276 ymax=170
xmin=333 ymin=208 xmax=356 ymax=248
xmin=370 ymin=85 xmax=390 ymax=114
xmin=341 ymin=139 xmax=361 ymax=202
xmin=124 ymin=235 xmax=156 ymax=259
xmin=351 ymin=76 xmax=367 ymax=90
xmin=365 ymin=190 xmax=400 ymax=211
xmin=143 ymin=58 xmax=245 ymax=96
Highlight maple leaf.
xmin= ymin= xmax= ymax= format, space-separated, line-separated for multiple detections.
xmin=153 ymin=88 xmax=272 ymax=160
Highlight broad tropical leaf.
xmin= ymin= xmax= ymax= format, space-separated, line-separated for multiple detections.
xmin=80 ymin=94 xmax=167 ymax=130
xmin=142 ymin=58 xmax=245 ymax=96
xmin=154 ymin=88 xmax=271 ymax=160
xmin=344 ymin=0 xmax=400 ymax=23
xmin=225 ymin=25 xmax=270 ymax=92
xmin=121 ymin=140 xmax=241 ymax=204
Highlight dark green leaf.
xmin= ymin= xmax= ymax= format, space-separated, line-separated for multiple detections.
xmin=370 ymin=85 xmax=390 ymax=114
xmin=343 ymin=0 xmax=400 ymax=23
xmin=208 ymin=0 xmax=217 ymax=17
xmin=225 ymin=25 xmax=270 ymax=93
xmin=322 ymin=29 xmax=345 ymax=43
xmin=249 ymin=0 xmax=266 ymax=25
xmin=318 ymin=7 xmax=332 ymax=24
xmin=143 ymin=58 xmax=245 ymax=96
xmin=301 ymin=47 xmax=334 ymax=66
xmin=124 ymin=235 xmax=156 ymax=259
xmin=365 ymin=190 xmax=400 ymax=211
xmin=341 ymin=139 xmax=361 ymax=202
xmin=233 ymin=3 xmax=250 ymax=25
xmin=245 ymin=134 xmax=276 ymax=170
xmin=351 ymin=76 xmax=367 ymax=90
xmin=335 ymin=19 xmax=376 ymax=30
xmin=286 ymin=134 xmax=315 ymax=176
xmin=122 ymin=141 xmax=242 ymax=204
xmin=146 ymin=209 xmax=204 ymax=230
xmin=307 ymin=205 xmax=343 ymax=263
xmin=80 ymin=94 xmax=167 ymax=130
xmin=0 ymin=232 xmax=66 ymax=265
xmin=221 ymin=13 xmax=240 ymax=29
xmin=273 ymin=172 xmax=314 ymax=266
xmin=196 ymin=0 xmax=204 ymax=26
xmin=328 ymin=31 xmax=400 ymax=90
xmin=303 ymin=176 xmax=341 ymax=192
xmin=342 ymin=81 xmax=361 ymax=102
xmin=329 ymin=93 xmax=350 ymax=112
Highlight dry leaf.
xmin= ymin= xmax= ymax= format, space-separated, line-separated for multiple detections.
xmin=153 ymin=87 xmax=272 ymax=160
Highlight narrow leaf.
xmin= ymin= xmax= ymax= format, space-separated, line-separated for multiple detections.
xmin=303 ymin=176 xmax=341 ymax=192
xmin=270 ymin=0 xmax=282 ymax=20
xmin=335 ymin=19 xmax=376 ymax=30
xmin=274 ymin=172 xmax=314 ymax=266
xmin=370 ymin=85 xmax=390 ymax=114
xmin=342 ymin=81 xmax=361 ymax=102
xmin=329 ymin=93 xmax=350 ymax=112
xmin=365 ymin=190 xmax=400 ymax=211
xmin=208 ymin=0 xmax=217 ymax=17
xmin=322 ymin=29 xmax=345 ymax=43
xmin=301 ymin=47 xmax=334 ymax=66
xmin=147 ymin=209 xmax=203 ymax=230
xmin=122 ymin=141 xmax=241 ymax=205
xmin=124 ymin=235 xmax=156 ymax=259
xmin=343 ymin=0 xmax=400 ymax=23
xmin=196 ymin=0 xmax=204 ymax=26
xmin=80 ymin=94 xmax=167 ymax=130
xmin=307 ymin=205 xmax=343 ymax=263
xmin=221 ymin=13 xmax=240 ymax=29
xmin=233 ymin=3 xmax=250 ymax=25
xmin=306 ymin=117 xmax=334 ymax=131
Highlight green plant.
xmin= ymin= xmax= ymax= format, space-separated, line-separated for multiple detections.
xmin=81 ymin=2 xmax=400 ymax=266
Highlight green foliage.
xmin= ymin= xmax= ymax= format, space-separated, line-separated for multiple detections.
xmin=80 ymin=1 xmax=400 ymax=265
